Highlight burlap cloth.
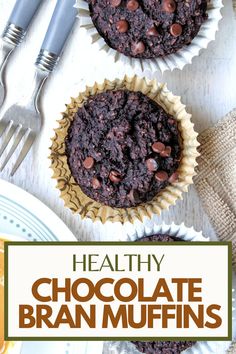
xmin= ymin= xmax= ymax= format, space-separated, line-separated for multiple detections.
xmin=194 ymin=109 xmax=236 ymax=267
xmin=194 ymin=110 xmax=236 ymax=352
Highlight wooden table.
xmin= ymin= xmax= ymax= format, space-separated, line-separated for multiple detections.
xmin=0 ymin=0 xmax=235 ymax=241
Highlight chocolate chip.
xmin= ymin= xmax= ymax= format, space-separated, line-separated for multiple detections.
xmin=168 ymin=118 xmax=176 ymax=125
xmin=155 ymin=171 xmax=168 ymax=182
xmin=127 ymin=189 xmax=140 ymax=204
xmin=152 ymin=141 xmax=165 ymax=153
xmin=83 ymin=156 xmax=94 ymax=169
xmin=92 ymin=177 xmax=101 ymax=189
xmin=131 ymin=41 xmax=145 ymax=55
xmin=162 ymin=0 xmax=176 ymax=13
xmin=116 ymin=20 xmax=129 ymax=33
xmin=160 ymin=146 xmax=171 ymax=157
xmin=109 ymin=170 xmax=122 ymax=183
xmin=146 ymin=158 xmax=158 ymax=172
xmin=169 ymin=171 xmax=179 ymax=183
xmin=146 ymin=26 xmax=159 ymax=37
xmin=170 ymin=23 xmax=183 ymax=37
xmin=127 ymin=0 xmax=139 ymax=11
xmin=110 ymin=0 xmax=121 ymax=7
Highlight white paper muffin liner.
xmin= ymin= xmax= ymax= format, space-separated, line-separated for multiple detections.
xmin=126 ymin=220 xmax=208 ymax=241
xmin=101 ymin=221 xmax=233 ymax=354
xmin=76 ymin=0 xmax=223 ymax=74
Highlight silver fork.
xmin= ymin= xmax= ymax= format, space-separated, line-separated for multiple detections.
xmin=0 ymin=0 xmax=43 ymax=108
xmin=0 ymin=0 xmax=77 ymax=176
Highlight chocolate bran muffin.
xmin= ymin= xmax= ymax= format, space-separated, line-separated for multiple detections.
xmin=137 ymin=233 xmax=180 ymax=242
xmin=131 ymin=340 xmax=196 ymax=353
xmin=88 ymin=0 xmax=208 ymax=59
xmin=132 ymin=233 xmax=196 ymax=354
xmin=66 ymin=89 xmax=181 ymax=208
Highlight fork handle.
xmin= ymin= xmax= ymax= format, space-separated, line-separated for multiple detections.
xmin=2 ymin=0 xmax=43 ymax=46
xmin=35 ymin=0 xmax=77 ymax=72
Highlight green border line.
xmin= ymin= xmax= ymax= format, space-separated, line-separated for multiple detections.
xmin=4 ymin=336 xmax=232 ymax=341
xmin=228 ymin=242 xmax=233 ymax=341
xmin=3 ymin=241 xmax=231 ymax=246
xmin=4 ymin=241 xmax=8 ymax=343
xmin=4 ymin=241 xmax=232 ymax=342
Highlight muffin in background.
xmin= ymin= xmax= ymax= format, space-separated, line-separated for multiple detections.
xmin=78 ymin=0 xmax=223 ymax=73
xmin=87 ymin=0 xmax=208 ymax=59
xmin=132 ymin=233 xmax=195 ymax=354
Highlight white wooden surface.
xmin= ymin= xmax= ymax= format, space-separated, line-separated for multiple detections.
xmin=0 ymin=0 xmax=235 ymax=241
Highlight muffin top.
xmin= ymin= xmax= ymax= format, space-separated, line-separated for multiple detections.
xmin=136 ymin=233 xmax=181 ymax=242
xmin=88 ymin=0 xmax=208 ymax=59
xmin=131 ymin=340 xmax=196 ymax=353
xmin=66 ymin=89 xmax=181 ymax=208
xmin=133 ymin=234 xmax=195 ymax=354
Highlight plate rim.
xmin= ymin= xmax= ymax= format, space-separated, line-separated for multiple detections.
xmin=0 ymin=178 xmax=76 ymax=242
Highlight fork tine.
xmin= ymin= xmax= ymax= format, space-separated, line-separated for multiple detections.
xmin=0 ymin=127 xmax=26 ymax=172
xmin=0 ymin=120 xmax=11 ymax=139
xmin=0 ymin=124 xmax=17 ymax=158
xmin=10 ymin=131 xmax=36 ymax=176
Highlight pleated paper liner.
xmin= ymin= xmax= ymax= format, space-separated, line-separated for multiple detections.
xmin=126 ymin=221 xmax=208 ymax=242
xmin=50 ymin=75 xmax=199 ymax=224
xmin=104 ymin=221 xmax=234 ymax=354
xmin=76 ymin=0 xmax=223 ymax=74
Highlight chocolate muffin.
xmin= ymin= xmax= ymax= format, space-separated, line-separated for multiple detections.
xmin=131 ymin=340 xmax=196 ymax=353
xmin=132 ymin=233 xmax=196 ymax=354
xmin=66 ymin=89 xmax=181 ymax=208
xmin=88 ymin=0 xmax=208 ymax=59
xmin=137 ymin=233 xmax=181 ymax=242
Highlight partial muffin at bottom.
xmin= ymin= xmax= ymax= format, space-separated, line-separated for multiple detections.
xmin=131 ymin=340 xmax=196 ymax=354
xmin=132 ymin=233 xmax=196 ymax=354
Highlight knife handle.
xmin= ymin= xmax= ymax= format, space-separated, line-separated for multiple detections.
xmin=42 ymin=0 xmax=77 ymax=57
xmin=2 ymin=0 xmax=43 ymax=46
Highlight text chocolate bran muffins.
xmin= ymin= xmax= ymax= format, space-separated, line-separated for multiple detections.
xmin=50 ymin=76 xmax=199 ymax=223
xmin=88 ymin=0 xmax=208 ymax=58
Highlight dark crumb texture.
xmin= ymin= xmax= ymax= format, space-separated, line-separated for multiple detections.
xmin=66 ymin=90 xmax=181 ymax=208
xmin=133 ymin=234 xmax=195 ymax=353
xmin=88 ymin=0 xmax=208 ymax=59
xmin=137 ymin=234 xmax=181 ymax=242
xmin=131 ymin=340 xmax=196 ymax=353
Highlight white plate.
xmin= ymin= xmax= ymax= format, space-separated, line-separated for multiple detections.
xmin=0 ymin=178 xmax=76 ymax=242
xmin=0 ymin=180 xmax=105 ymax=354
